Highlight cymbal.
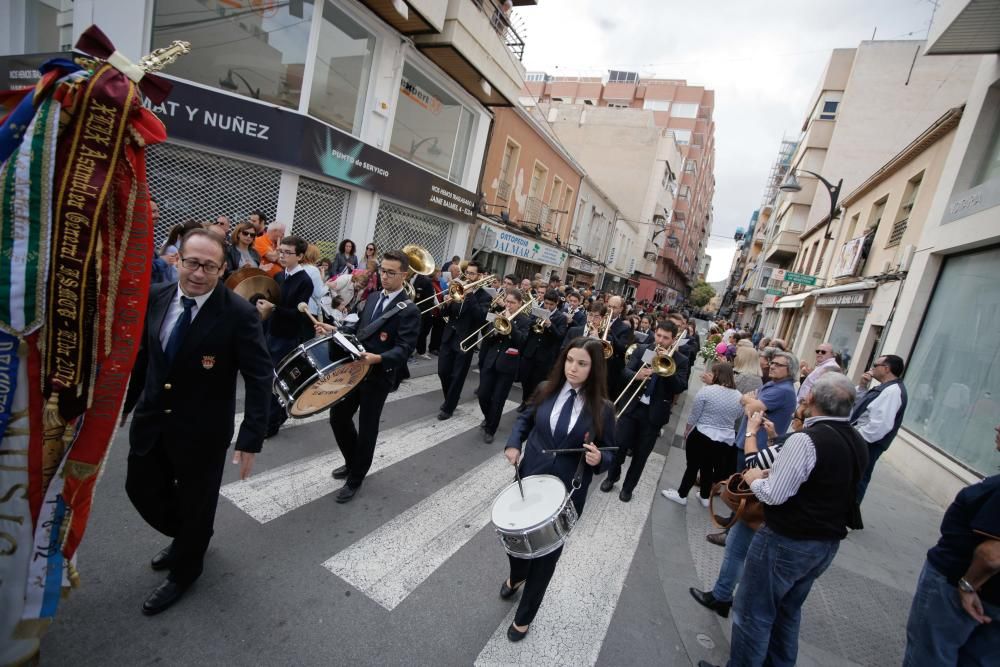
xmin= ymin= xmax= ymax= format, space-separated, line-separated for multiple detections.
xmin=226 ymin=267 xmax=279 ymax=318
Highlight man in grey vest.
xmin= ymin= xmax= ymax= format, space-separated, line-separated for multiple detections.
xmin=852 ymin=354 xmax=908 ymax=504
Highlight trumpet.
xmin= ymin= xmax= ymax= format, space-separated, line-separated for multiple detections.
xmin=614 ymin=332 xmax=687 ymax=418
xmin=459 ymin=298 xmax=535 ymax=352
xmin=597 ymin=310 xmax=614 ymax=359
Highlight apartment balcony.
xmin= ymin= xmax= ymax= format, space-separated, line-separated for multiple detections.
xmin=761 ymin=228 xmax=801 ymax=264
xmin=412 ymin=0 xmax=529 ymax=106
xmin=802 ymin=118 xmax=834 ymax=150
xmin=521 ymin=196 xmax=550 ymax=227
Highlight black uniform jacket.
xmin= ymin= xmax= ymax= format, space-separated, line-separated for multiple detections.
xmin=124 ymin=282 xmax=273 ymax=454
xmin=345 ymin=290 xmax=420 ymax=390
xmin=505 ymin=386 xmax=616 ymax=516
xmin=522 ymin=308 xmax=568 ymax=359
xmin=480 ymin=312 xmax=531 ymax=375
xmin=441 ymin=288 xmax=490 ymax=347
xmin=619 ymin=342 xmax=690 ymax=428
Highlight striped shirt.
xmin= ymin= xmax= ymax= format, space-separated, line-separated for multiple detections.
xmin=749 ymin=416 xmax=851 ymax=505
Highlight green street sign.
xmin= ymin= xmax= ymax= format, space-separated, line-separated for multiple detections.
xmin=766 ymin=288 xmax=784 ymax=295
xmin=784 ymin=271 xmax=818 ymax=286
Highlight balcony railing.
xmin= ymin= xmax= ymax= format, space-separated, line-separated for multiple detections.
xmin=497 ymin=178 xmax=512 ymax=201
xmin=522 ymin=196 xmax=550 ymax=227
xmin=473 ymin=0 xmax=526 ymax=61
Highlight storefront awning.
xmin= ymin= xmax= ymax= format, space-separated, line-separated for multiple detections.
xmin=811 ymin=279 xmax=877 ymax=295
xmin=774 ymin=292 xmax=812 ymax=309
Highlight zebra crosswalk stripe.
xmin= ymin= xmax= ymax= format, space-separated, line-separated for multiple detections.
xmin=323 ymin=455 xmax=511 ymax=610
xmin=474 ymin=452 xmax=666 ymax=666
xmin=220 ymin=400 xmax=518 ymax=523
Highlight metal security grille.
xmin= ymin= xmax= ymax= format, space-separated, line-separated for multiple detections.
xmin=145 ymin=143 xmax=281 ymax=250
xmin=374 ymin=200 xmax=452 ymax=266
xmin=292 ymin=176 xmax=350 ymax=260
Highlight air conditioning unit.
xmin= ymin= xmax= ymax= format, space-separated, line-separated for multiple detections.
xmin=899 ymin=244 xmax=915 ymax=272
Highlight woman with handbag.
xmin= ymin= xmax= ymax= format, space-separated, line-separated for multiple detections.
xmin=688 ymin=405 xmax=806 ymax=618
xmin=500 ymin=338 xmax=616 ymax=642
xmin=661 ymin=361 xmax=744 ymax=507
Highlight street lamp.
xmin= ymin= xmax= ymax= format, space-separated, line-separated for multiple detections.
xmin=779 ymin=169 xmax=843 ymax=240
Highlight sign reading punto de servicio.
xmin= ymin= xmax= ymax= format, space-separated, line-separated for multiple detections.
xmin=481 ymin=223 xmax=568 ymax=267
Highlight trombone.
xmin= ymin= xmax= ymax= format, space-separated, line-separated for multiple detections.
xmin=401 ymin=244 xmax=435 ymax=301
xmin=414 ymin=274 xmax=495 ymax=315
xmin=614 ymin=332 xmax=687 ymax=418
xmin=459 ymin=298 xmax=535 ymax=352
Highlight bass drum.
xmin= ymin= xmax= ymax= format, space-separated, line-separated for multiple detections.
xmin=273 ymin=333 xmax=369 ymax=417
xmin=491 ymin=474 xmax=578 ymax=559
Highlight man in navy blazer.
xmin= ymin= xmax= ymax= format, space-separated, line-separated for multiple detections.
xmin=317 ymin=249 xmax=420 ymax=503
xmin=123 ymin=229 xmax=272 ymax=615
xmin=602 ymin=320 xmax=690 ymax=502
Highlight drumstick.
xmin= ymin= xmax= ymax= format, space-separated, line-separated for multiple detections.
xmin=513 ymin=463 xmax=524 ymax=500
xmin=297 ymin=302 xmax=322 ymax=326
xmin=541 ymin=447 xmax=619 ymax=454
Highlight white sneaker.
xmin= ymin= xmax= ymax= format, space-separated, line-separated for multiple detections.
xmin=661 ymin=488 xmax=687 ymax=506
xmin=420 ymin=353 xmax=432 ymax=360
xmin=699 ymin=496 xmax=710 ymax=508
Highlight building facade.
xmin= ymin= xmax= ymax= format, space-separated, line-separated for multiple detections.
xmin=473 ymin=105 xmax=583 ymax=281
xmin=1 ymin=0 xmax=536 ymax=265
xmin=522 ymin=72 xmax=716 ymax=304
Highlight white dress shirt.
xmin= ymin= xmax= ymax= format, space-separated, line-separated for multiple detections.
xmin=549 ymin=381 xmax=585 ymax=436
xmin=159 ymin=286 xmax=213 ymax=350
xmin=372 ymin=287 xmax=404 ymax=317
xmin=797 ymin=356 xmax=840 ymax=401
xmin=749 ymin=415 xmax=851 ymax=505
xmin=853 ymin=382 xmax=904 ymax=444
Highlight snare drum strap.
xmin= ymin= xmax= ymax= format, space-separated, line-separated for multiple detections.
xmin=570 ymin=453 xmax=586 ymax=496
xmin=357 ymin=301 xmax=410 ymax=342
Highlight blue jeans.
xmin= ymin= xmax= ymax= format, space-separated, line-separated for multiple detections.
xmin=856 ymin=439 xmax=889 ymax=504
xmin=903 ymin=561 xmax=1000 ymax=666
xmin=727 ymin=525 xmax=839 ymax=667
xmin=712 ymin=519 xmax=756 ymax=603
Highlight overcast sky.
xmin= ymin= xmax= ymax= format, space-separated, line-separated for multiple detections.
xmin=516 ymin=0 xmax=938 ymax=282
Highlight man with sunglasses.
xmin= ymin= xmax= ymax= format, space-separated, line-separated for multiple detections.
xmin=852 ymin=354 xmax=908 ymax=504
xmin=257 ymin=236 xmax=316 ymax=436
xmin=121 ymin=229 xmax=272 ymax=615
xmin=797 ymin=342 xmax=840 ymax=402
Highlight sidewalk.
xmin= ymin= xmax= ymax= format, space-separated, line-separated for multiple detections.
xmin=651 ymin=359 xmax=945 ymax=666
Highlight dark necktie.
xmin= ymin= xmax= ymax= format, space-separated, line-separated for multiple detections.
xmin=553 ymin=389 xmax=577 ymax=443
xmin=373 ymin=292 xmax=388 ymax=318
xmin=164 ymin=296 xmax=196 ymax=365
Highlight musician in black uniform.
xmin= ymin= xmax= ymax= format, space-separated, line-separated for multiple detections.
xmin=565 ymin=290 xmax=586 ymax=328
xmin=257 ymin=235 xmax=316 ymax=437
xmin=478 ymin=289 xmax=532 ymax=443
xmin=122 ymin=230 xmax=272 ymax=615
xmin=313 ymin=250 xmax=420 ymax=503
xmin=605 ymin=295 xmax=635 ymax=404
xmin=437 ymin=260 xmax=490 ymax=420
xmin=519 ymin=289 xmax=568 ymax=407
xmin=601 ymin=320 xmax=690 ymax=501
xmin=501 ymin=338 xmax=616 ymax=641
xmin=563 ymin=303 xmax=606 ymax=349
xmin=412 ymin=271 xmax=436 ymax=358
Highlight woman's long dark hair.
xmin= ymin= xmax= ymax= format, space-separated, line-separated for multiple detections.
xmin=339 ymin=238 xmax=355 ymax=255
xmin=530 ymin=338 xmax=610 ymax=440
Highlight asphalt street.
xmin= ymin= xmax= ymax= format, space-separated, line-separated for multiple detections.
xmin=39 ymin=358 xmax=691 ymax=666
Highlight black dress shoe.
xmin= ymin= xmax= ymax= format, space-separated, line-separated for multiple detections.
xmin=335 ymin=485 xmax=359 ymax=503
xmin=499 ymin=579 xmax=524 ymax=600
xmin=437 ymin=410 xmax=452 ymax=421
xmin=331 ymin=465 xmax=348 ymax=480
xmin=689 ymin=587 xmax=731 ymax=618
xmin=600 ymin=478 xmax=616 ymax=493
xmin=619 ymin=489 xmax=632 ymax=502
xmin=150 ymin=546 xmax=175 ymax=571
xmin=141 ymin=579 xmax=187 ymax=616
xmin=697 ymin=661 xmax=721 ymax=667
xmin=483 ymin=432 xmax=494 ymax=444
xmin=479 ymin=419 xmax=487 ymax=429
xmin=506 ymin=623 xmax=529 ymax=642
xmin=706 ymin=531 xmax=728 ymax=547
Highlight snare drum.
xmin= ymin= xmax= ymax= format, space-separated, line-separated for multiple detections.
xmin=491 ymin=475 xmax=578 ymax=559
xmin=273 ymin=333 xmax=369 ymax=417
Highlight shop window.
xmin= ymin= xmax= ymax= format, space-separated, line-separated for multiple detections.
xmin=827 ymin=307 xmax=864 ymax=370
xmin=903 ymin=247 xmax=1000 ymax=475
xmin=308 ymin=2 xmax=375 ymax=136
xmin=390 ymin=62 xmax=475 ymax=183
xmin=152 ymin=0 xmax=314 ymax=110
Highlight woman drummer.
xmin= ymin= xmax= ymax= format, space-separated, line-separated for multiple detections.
xmin=501 ymin=337 xmax=616 ymax=641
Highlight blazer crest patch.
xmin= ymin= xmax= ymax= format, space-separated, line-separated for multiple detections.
xmin=201 ymin=355 xmax=216 ymax=370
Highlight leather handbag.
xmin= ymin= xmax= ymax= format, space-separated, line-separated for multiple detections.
xmin=710 ymin=472 xmax=765 ymax=531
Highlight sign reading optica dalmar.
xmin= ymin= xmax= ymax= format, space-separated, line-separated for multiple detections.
xmin=482 ymin=224 xmax=568 ymax=266
xmin=0 ymin=53 xmax=479 ymax=225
